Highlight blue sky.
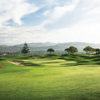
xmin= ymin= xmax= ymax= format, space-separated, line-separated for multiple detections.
xmin=0 ymin=0 xmax=100 ymax=45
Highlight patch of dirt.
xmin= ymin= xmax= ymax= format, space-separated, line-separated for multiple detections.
xmin=8 ymin=61 xmax=24 ymax=66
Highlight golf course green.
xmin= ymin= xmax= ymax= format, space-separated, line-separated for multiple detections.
xmin=0 ymin=54 xmax=100 ymax=100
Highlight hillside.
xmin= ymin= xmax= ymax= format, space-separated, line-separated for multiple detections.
xmin=0 ymin=42 xmax=100 ymax=54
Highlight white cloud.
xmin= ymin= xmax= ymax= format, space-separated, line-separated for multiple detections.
xmin=45 ymin=0 xmax=58 ymax=6
xmin=87 ymin=7 xmax=100 ymax=15
xmin=42 ymin=0 xmax=79 ymax=27
xmin=43 ymin=10 xmax=50 ymax=16
xmin=0 ymin=0 xmax=39 ymax=26
xmin=1 ymin=0 xmax=100 ymax=45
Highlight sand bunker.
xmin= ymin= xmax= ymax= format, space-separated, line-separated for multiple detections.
xmin=8 ymin=61 xmax=24 ymax=66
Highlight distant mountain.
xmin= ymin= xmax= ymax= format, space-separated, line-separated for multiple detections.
xmin=15 ymin=42 xmax=56 ymax=47
xmin=0 ymin=42 xmax=100 ymax=54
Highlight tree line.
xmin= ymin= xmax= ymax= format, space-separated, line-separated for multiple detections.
xmin=21 ymin=43 xmax=100 ymax=55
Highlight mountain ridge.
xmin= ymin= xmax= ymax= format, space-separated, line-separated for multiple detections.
xmin=0 ymin=42 xmax=100 ymax=53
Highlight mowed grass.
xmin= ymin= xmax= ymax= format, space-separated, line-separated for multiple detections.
xmin=0 ymin=55 xmax=100 ymax=100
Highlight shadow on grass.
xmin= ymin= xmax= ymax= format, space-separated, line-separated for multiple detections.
xmin=16 ymin=56 xmax=32 ymax=60
xmin=12 ymin=60 xmax=42 ymax=67
xmin=41 ymin=61 xmax=62 ymax=64
xmin=23 ymin=62 xmax=41 ymax=67
xmin=0 ymin=68 xmax=31 ymax=74
xmin=60 ymin=54 xmax=100 ymax=66
xmin=0 ymin=58 xmax=6 ymax=61
xmin=62 ymin=63 xmax=78 ymax=66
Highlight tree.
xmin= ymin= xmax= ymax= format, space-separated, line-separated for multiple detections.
xmin=47 ymin=48 xmax=55 ymax=54
xmin=21 ymin=43 xmax=30 ymax=55
xmin=65 ymin=46 xmax=78 ymax=54
xmin=83 ymin=46 xmax=95 ymax=54
xmin=95 ymin=48 xmax=100 ymax=54
xmin=65 ymin=48 xmax=71 ymax=54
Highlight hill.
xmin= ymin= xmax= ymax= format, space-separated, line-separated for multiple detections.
xmin=0 ymin=42 xmax=100 ymax=54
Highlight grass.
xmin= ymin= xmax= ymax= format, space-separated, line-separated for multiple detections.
xmin=0 ymin=54 xmax=100 ymax=100
xmin=0 ymin=62 xmax=5 ymax=68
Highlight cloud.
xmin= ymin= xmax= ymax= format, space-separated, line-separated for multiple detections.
xmin=45 ymin=0 xmax=58 ymax=6
xmin=87 ymin=7 xmax=100 ymax=15
xmin=0 ymin=0 xmax=39 ymax=26
xmin=42 ymin=0 xmax=79 ymax=27
xmin=1 ymin=0 xmax=100 ymax=45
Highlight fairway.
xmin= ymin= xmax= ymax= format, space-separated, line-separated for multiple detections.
xmin=0 ymin=55 xmax=100 ymax=100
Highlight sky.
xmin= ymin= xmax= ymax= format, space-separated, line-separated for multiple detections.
xmin=0 ymin=0 xmax=100 ymax=45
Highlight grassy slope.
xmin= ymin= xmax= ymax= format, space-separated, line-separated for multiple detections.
xmin=0 ymin=54 xmax=100 ymax=100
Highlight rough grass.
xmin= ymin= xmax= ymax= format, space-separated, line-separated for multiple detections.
xmin=0 ymin=62 xmax=5 ymax=68
xmin=0 ymin=54 xmax=100 ymax=100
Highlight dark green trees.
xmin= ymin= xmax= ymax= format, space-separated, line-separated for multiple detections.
xmin=65 ymin=48 xmax=71 ymax=54
xmin=21 ymin=43 xmax=30 ymax=55
xmin=47 ymin=48 xmax=55 ymax=54
xmin=65 ymin=46 xmax=78 ymax=54
xmin=83 ymin=46 xmax=95 ymax=54
xmin=95 ymin=48 xmax=100 ymax=54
